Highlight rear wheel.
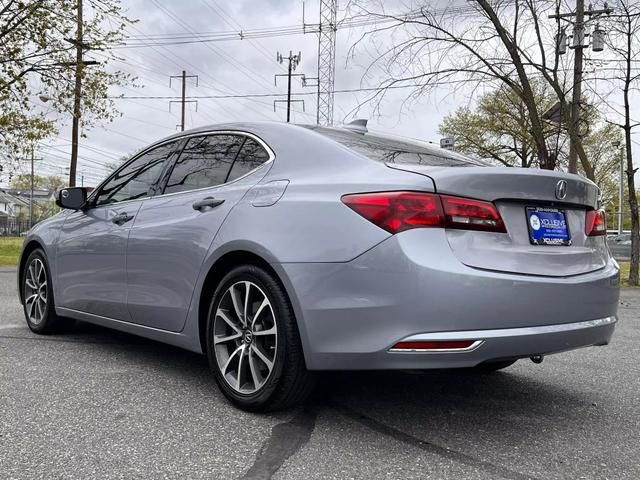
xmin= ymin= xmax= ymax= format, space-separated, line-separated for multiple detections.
xmin=206 ymin=265 xmax=314 ymax=411
xmin=22 ymin=249 xmax=73 ymax=334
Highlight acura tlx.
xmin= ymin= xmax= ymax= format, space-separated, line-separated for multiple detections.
xmin=18 ymin=120 xmax=618 ymax=411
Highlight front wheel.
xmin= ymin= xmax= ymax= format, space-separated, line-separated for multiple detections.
xmin=22 ymin=248 xmax=73 ymax=334
xmin=206 ymin=265 xmax=314 ymax=411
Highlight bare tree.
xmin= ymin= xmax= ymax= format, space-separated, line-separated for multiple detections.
xmin=601 ymin=0 xmax=640 ymax=285
xmin=346 ymin=0 xmax=596 ymax=178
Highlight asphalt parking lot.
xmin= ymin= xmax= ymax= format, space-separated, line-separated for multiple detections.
xmin=1 ymin=266 xmax=639 ymax=480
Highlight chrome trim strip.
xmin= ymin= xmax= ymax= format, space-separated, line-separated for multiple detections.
xmin=389 ymin=340 xmax=484 ymax=354
xmin=144 ymin=160 xmax=274 ymax=201
xmin=394 ymin=316 xmax=617 ymax=347
xmin=88 ymin=130 xmax=275 ymax=207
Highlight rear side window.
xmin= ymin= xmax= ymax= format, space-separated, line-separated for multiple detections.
xmin=164 ymin=135 xmax=243 ymax=194
xmin=226 ymin=138 xmax=270 ymax=182
xmin=95 ymin=142 xmax=178 ymax=206
xmin=309 ymin=127 xmax=484 ymax=167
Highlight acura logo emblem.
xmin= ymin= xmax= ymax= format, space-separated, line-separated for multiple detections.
xmin=555 ymin=180 xmax=568 ymax=200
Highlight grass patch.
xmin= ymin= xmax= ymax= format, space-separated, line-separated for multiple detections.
xmin=618 ymin=261 xmax=635 ymax=287
xmin=0 ymin=237 xmax=23 ymax=266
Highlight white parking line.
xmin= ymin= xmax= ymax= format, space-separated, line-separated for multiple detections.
xmin=0 ymin=324 xmax=23 ymax=330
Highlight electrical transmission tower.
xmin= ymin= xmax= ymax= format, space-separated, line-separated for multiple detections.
xmin=317 ymin=0 xmax=337 ymax=126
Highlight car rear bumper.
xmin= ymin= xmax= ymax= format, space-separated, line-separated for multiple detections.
xmin=274 ymin=228 xmax=620 ymax=370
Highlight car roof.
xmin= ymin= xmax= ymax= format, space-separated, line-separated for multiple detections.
xmin=145 ymin=121 xmax=478 ymax=165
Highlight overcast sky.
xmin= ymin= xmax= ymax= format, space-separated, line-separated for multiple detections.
xmin=19 ymin=0 xmax=640 ymax=187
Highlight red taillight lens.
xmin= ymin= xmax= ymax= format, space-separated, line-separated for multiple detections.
xmin=586 ymin=209 xmax=606 ymax=236
xmin=341 ymin=191 xmax=444 ymax=234
xmin=341 ymin=191 xmax=506 ymax=234
xmin=440 ymin=195 xmax=506 ymax=233
xmin=391 ymin=340 xmax=477 ymax=351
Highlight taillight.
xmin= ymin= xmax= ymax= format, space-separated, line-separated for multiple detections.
xmin=341 ymin=192 xmax=444 ymax=234
xmin=586 ymin=209 xmax=606 ymax=236
xmin=440 ymin=195 xmax=506 ymax=233
xmin=341 ymin=191 xmax=506 ymax=234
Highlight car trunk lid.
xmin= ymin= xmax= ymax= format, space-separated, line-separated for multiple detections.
xmin=387 ymin=164 xmax=608 ymax=277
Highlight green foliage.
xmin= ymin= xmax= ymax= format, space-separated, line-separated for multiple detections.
xmin=0 ymin=0 xmax=136 ymax=175
xmin=10 ymin=174 xmax=65 ymax=191
xmin=439 ymin=82 xmax=557 ymax=168
xmin=439 ymin=84 xmax=623 ymax=202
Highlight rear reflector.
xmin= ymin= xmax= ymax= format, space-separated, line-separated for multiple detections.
xmin=390 ymin=340 xmax=477 ymax=351
xmin=341 ymin=191 xmax=505 ymax=234
xmin=585 ymin=209 xmax=607 ymax=236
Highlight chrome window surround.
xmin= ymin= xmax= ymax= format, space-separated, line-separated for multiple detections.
xmin=87 ymin=130 xmax=275 ymax=209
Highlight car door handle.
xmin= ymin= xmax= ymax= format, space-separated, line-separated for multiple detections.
xmin=111 ymin=212 xmax=134 ymax=225
xmin=192 ymin=197 xmax=225 ymax=211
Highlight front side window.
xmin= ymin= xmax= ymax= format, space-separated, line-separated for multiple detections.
xmin=163 ymin=135 xmax=244 ymax=195
xmin=95 ymin=142 xmax=177 ymax=206
xmin=226 ymin=137 xmax=270 ymax=182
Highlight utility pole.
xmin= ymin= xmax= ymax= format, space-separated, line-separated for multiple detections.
xmin=69 ymin=0 xmax=83 ymax=188
xmin=550 ymin=2 xmax=613 ymax=174
xmin=64 ymin=0 xmax=98 ymax=187
xmin=568 ymin=0 xmax=585 ymax=174
xmin=22 ymin=149 xmax=42 ymax=229
xmin=275 ymin=51 xmax=306 ymax=122
xmin=170 ymin=71 xmax=198 ymax=131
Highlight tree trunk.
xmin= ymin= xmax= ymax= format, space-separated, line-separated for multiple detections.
xmin=622 ymin=7 xmax=639 ymax=286
xmin=476 ymin=0 xmax=553 ymax=171
xmin=624 ymin=106 xmax=639 ymax=286
xmin=625 ymin=134 xmax=639 ymax=286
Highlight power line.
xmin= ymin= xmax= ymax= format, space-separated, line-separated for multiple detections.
xmin=114 ymin=5 xmax=490 ymax=49
xmin=108 ymin=83 xmax=430 ymax=100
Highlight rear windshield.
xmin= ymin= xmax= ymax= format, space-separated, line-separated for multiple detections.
xmin=306 ymin=126 xmax=485 ymax=167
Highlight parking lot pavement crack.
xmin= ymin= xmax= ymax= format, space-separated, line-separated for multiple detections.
xmin=240 ymin=407 xmax=317 ymax=480
xmin=330 ymin=402 xmax=540 ymax=480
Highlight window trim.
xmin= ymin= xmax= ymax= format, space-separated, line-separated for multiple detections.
xmin=154 ymin=131 xmax=274 ymax=199
xmin=87 ymin=138 xmax=185 ymax=208
xmin=86 ymin=130 xmax=274 ymax=208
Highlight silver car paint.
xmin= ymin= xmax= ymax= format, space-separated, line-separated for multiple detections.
xmin=18 ymin=121 xmax=619 ymax=370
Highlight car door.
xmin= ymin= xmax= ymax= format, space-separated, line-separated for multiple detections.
xmin=125 ymin=133 xmax=273 ymax=332
xmin=55 ymin=141 xmax=181 ymax=320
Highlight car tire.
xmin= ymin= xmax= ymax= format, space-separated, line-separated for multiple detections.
xmin=22 ymin=248 xmax=73 ymax=334
xmin=467 ymin=360 xmax=517 ymax=373
xmin=206 ymin=265 xmax=315 ymax=412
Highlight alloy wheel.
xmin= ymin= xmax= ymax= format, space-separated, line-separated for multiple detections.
xmin=213 ymin=281 xmax=278 ymax=394
xmin=24 ymin=258 xmax=47 ymax=326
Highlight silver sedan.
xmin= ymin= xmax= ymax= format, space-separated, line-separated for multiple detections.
xmin=17 ymin=121 xmax=619 ymax=411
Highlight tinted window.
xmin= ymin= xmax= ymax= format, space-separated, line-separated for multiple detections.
xmin=308 ymin=126 xmax=484 ymax=167
xmin=227 ymin=137 xmax=270 ymax=182
xmin=164 ymin=135 xmax=243 ymax=194
xmin=95 ymin=142 xmax=176 ymax=205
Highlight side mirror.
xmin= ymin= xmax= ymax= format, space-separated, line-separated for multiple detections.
xmin=56 ymin=187 xmax=88 ymax=210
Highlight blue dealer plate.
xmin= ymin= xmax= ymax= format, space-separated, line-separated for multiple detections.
xmin=526 ymin=207 xmax=571 ymax=246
